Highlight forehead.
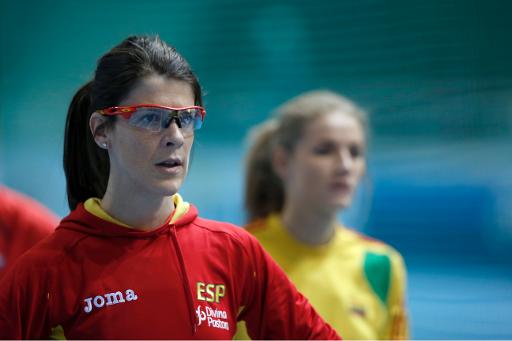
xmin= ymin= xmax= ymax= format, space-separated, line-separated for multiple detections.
xmin=302 ymin=111 xmax=365 ymax=144
xmin=119 ymin=74 xmax=195 ymax=107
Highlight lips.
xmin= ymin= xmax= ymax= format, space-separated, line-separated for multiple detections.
xmin=154 ymin=158 xmax=184 ymax=174
xmin=330 ymin=181 xmax=352 ymax=192
xmin=155 ymin=158 xmax=183 ymax=167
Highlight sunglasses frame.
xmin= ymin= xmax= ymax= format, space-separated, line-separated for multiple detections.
xmin=97 ymin=104 xmax=206 ymax=121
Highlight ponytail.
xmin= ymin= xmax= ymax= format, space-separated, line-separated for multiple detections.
xmin=244 ymin=120 xmax=285 ymax=222
xmin=63 ymin=81 xmax=110 ymax=210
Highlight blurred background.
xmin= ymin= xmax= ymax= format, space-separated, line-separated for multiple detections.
xmin=1 ymin=0 xmax=511 ymax=338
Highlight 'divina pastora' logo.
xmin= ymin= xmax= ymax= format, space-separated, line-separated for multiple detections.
xmin=196 ymin=305 xmax=230 ymax=331
xmin=196 ymin=282 xmax=229 ymax=330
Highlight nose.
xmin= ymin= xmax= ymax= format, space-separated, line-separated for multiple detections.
xmin=161 ymin=120 xmax=184 ymax=148
xmin=336 ymin=149 xmax=353 ymax=173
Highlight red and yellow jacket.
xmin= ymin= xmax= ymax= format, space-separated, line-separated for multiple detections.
xmin=0 ymin=198 xmax=339 ymax=340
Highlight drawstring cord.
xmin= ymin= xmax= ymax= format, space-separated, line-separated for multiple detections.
xmin=170 ymin=226 xmax=198 ymax=334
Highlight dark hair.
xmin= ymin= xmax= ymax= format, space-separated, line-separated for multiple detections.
xmin=245 ymin=90 xmax=367 ymax=222
xmin=63 ymin=35 xmax=203 ymax=210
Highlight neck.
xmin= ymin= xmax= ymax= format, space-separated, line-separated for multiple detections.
xmin=281 ymin=200 xmax=338 ymax=246
xmin=101 ymin=184 xmax=175 ymax=231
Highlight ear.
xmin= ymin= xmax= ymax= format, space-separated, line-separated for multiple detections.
xmin=271 ymin=146 xmax=291 ymax=180
xmin=89 ymin=112 xmax=111 ymax=149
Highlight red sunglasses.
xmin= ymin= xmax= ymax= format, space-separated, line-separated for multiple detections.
xmin=96 ymin=104 xmax=206 ymax=134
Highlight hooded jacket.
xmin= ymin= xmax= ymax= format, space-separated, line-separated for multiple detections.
xmin=0 ymin=202 xmax=340 ymax=340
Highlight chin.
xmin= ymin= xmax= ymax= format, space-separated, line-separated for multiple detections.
xmin=329 ymin=197 xmax=353 ymax=211
xmin=151 ymin=179 xmax=183 ymax=197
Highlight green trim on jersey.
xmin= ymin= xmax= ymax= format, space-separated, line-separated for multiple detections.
xmin=363 ymin=252 xmax=391 ymax=306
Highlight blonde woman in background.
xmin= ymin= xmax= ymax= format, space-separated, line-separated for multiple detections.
xmin=236 ymin=90 xmax=409 ymax=339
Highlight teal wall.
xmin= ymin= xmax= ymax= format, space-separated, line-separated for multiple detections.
xmin=1 ymin=0 xmax=511 ymax=233
xmin=1 ymin=0 xmax=511 ymax=248
xmin=2 ymin=0 xmax=511 ymax=145
xmin=1 ymin=1 xmax=511 ymax=337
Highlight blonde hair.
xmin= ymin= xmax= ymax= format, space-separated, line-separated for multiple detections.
xmin=244 ymin=90 xmax=367 ymax=222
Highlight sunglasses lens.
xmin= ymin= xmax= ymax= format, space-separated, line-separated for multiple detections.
xmin=178 ymin=109 xmax=203 ymax=132
xmin=128 ymin=108 xmax=163 ymax=132
xmin=126 ymin=107 xmax=204 ymax=134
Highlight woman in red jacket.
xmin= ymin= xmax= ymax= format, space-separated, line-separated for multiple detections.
xmin=0 ymin=35 xmax=339 ymax=340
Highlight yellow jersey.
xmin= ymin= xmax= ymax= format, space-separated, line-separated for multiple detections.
xmin=235 ymin=213 xmax=408 ymax=340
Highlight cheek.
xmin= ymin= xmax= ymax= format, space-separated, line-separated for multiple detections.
xmin=182 ymin=136 xmax=194 ymax=166
xmin=112 ymin=132 xmax=157 ymax=167
xmin=287 ymin=158 xmax=328 ymax=192
xmin=300 ymin=158 xmax=332 ymax=181
xmin=352 ymin=160 xmax=366 ymax=180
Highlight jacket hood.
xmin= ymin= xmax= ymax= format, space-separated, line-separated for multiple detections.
xmin=57 ymin=203 xmax=199 ymax=238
